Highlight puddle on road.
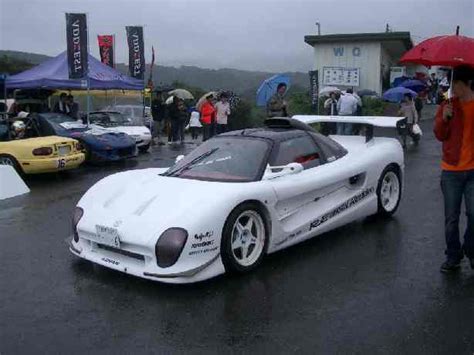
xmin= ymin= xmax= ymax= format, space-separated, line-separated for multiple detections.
xmin=0 ymin=205 xmax=25 ymax=224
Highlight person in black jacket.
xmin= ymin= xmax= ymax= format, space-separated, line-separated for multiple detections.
xmin=168 ymin=97 xmax=189 ymax=143
xmin=67 ymin=95 xmax=79 ymax=120
xmin=151 ymin=91 xmax=166 ymax=145
xmin=414 ymin=95 xmax=423 ymax=121
xmin=53 ymin=93 xmax=70 ymax=115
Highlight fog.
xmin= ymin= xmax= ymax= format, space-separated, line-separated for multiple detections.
xmin=1 ymin=0 xmax=473 ymax=72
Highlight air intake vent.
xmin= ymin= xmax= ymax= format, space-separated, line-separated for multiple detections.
xmin=264 ymin=118 xmax=316 ymax=132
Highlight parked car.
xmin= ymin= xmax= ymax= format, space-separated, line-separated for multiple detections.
xmin=0 ymin=119 xmax=84 ymax=174
xmin=88 ymin=111 xmax=152 ymax=153
xmin=110 ymin=105 xmax=152 ymax=130
xmin=24 ymin=113 xmax=137 ymax=163
xmin=69 ymin=115 xmax=405 ymax=284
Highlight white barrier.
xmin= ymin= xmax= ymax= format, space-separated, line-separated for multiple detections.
xmin=0 ymin=165 xmax=30 ymax=200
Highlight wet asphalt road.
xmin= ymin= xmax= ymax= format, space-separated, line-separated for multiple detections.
xmin=1 ymin=120 xmax=473 ymax=354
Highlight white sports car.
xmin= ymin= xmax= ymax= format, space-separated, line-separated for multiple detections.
xmin=69 ymin=116 xmax=405 ymax=284
xmin=88 ymin=111 xmax=152 ymax=153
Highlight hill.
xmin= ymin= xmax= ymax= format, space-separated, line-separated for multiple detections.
xmin=0 ymin=50 xmax=309 ymax=98
xmin=0 ymin=50 xmax=52 ymax=65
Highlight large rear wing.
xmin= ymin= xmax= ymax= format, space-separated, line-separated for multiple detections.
xmin=292 ymin=115 xmax=407 ymax=142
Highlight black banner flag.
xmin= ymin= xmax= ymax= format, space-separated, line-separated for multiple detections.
xmin=126 ymin=26 xmax=145 ymax=80
xmin=98 ymin=35 xmax=115 ymax=68
xmin=66 ymin=13 xmax=88 ymax=79
xmin=309 ymin=70 xmax=319 ymax=110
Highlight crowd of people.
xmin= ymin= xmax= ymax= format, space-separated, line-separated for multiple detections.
xmin=150 ymin=91 xmax=232 ymax=145
xmin=8 ymin=92 xmax=80 ymax=120
xmin=52 ymin=92 xmax=79 ymax=119
xmin=427 ymin=72 xmax=451 ymax=105
xmin=320 ymin=88 xmax=362 ymax=136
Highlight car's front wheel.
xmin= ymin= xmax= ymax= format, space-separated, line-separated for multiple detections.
xmin=0 ymin=154 xmax=22 ymax=174
xmin=221 ymin=203 xmax=267 ymax=273
xmin=376 ymin=165 xmax=402 ymax=217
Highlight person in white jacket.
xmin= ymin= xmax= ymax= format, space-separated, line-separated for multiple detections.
xmin=336 ymin=89 xmax=358 ymax=135
xmin=189 ymin=108 xmax=202 ymax=140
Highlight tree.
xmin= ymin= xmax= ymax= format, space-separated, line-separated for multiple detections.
xmin=228 ymin=99 xmax=254 ymax=130
xmin=287 ymin=91 xmax=313 ymax=115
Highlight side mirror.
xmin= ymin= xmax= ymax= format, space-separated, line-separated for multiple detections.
xmin=175 ymin=155 xmax=185 ymax=163
xmin=262 ymin=162 xmax=304 ymax=180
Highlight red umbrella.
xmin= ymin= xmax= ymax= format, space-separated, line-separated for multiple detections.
xmin=400 ymin=32 xmax=474 ymax=67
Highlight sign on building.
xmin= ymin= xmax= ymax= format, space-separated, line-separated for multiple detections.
xmin=323 ymin=67 xmax=360 ymax=86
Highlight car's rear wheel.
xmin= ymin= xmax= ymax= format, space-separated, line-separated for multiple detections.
xmin=376 ymin=165 xmax=401 ymax=216
xmin=0 ymin=154 xmax=22 ymax=174
xmin=221 ymin=203 xmax=267 ymax=273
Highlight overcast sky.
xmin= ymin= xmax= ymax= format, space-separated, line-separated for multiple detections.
xmin=1 ymin=0 xmax=473 ymax=72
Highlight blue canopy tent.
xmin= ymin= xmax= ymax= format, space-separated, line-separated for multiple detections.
xmin=6 ymin=51 xmax=143 ymax=90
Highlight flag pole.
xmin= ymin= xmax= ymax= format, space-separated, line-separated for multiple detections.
xmin=86 ymin=13 xmax=91 ymax=126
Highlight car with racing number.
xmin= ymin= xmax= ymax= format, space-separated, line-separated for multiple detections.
xmin=88 ymin=111 xmax=152 ymax=153
xmin=0 ymin=119 xmax=85 ymax=174
xmin=24 ymin=113 xmax=137 ymax=163
xmin=69 ymin=115 xmax=405 ymax=284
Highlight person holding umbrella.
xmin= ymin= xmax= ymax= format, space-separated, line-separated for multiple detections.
xmin=266 ymin=83 xmax=288 ymax=118
xmin=400 ymin=28 xmax=474 ymax=272
xmin=434 ymin=65 xmax=474 ymax=272
xmin=200 ymin=94 xmax=216 ymax=141
xmin=323 ymin=91 xmax=338 ymax=135
xmin=398 ymin=93 xmax=420 ymax=148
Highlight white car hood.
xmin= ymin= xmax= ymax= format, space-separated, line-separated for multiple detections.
xmin=109 ymin=126 xmax=150 ymax=136
xmin=77 ymin=169 xmax=253 ymax=245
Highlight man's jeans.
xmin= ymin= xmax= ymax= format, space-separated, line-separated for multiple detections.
xmin=440 ymin=170 xmax=474 ymax=262
xmin=336 ymin=123 xmax=353 ymax=135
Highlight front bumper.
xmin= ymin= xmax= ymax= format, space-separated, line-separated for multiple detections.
xmin=69 ymin=238 xmax=224 ymax=284
xmin=20 ymin=153 xmax=85 ymax=174
xmin=134 ymin=135 xmax=152 ymax=148
xmin=89 ymin=146 xmax=137 ymax=162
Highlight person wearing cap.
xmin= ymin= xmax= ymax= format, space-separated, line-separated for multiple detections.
xmin=11 ymin=120 xmax=26 ymax=140
xmin=434 ymin=65 xmax=474 ymax=273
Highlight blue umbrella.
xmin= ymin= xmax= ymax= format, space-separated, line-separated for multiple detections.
xmin=256 ymin=74 xmax=290 ymax=107
xmin=398 ymin=79 xmax=427 ymax=93
xmin=382 ymin=87 xmax=418 ymax=103
xmin=392 ymin=76 xmax=410 ymax=88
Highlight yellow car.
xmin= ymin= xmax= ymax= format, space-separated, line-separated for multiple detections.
xmin=0 ymin=135 xmax=85 ymax=174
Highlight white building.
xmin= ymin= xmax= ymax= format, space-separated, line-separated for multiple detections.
xmin=304 ymin=32 xmax=416 ymax=94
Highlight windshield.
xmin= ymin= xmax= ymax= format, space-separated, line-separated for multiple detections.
xmin=90 ymin=112 xmax=129 ymax=125
xmin=164 ymin=136 xmax=271 ymax=182
xmin=113 ymin=106 xmax=131 ymax=116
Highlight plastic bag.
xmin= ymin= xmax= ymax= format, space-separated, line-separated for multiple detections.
xmin=412 ymin=123 xmax=423 ymax=136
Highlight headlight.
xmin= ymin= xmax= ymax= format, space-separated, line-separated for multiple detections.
xmin=155 ymin=228 xmax=188 ymax=268
xmin=72 ymin=207 xmax=84 ymax=242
